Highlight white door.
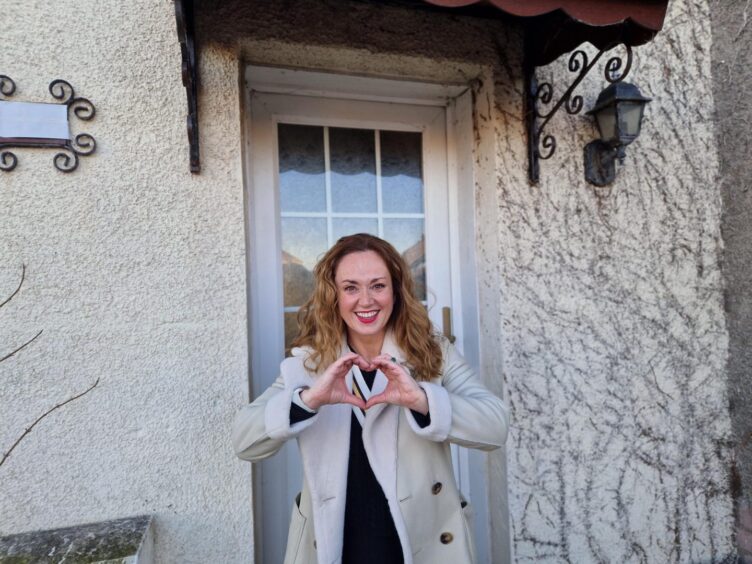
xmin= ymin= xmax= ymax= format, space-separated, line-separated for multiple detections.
xmin=245 ymin=77 xmax=484 ymax=562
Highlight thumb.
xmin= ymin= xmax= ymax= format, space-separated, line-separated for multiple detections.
xmin=342 ymin=393 xmax=366 ymax=410
xmin=365 ymin=392 xmax=388 ymax=410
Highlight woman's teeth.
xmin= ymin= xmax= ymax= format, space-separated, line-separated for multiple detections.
xmin=356 ymin=311 xmax=378 ymax=319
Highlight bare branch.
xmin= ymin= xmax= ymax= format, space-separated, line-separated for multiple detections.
xmin=0 ymin=329 xmax=43 ymax=364
xmin=0 ymin=378 xmax=100 ymax=468
xmin=0 ymin=264 xmax=26 ymax=310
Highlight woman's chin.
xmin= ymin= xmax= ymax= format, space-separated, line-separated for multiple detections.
xmin=347 ymin=319 xmax=387 ymax=339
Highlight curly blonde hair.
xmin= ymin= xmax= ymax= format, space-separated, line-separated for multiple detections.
xmin=292 ymin=233 xmax=443 ymax=382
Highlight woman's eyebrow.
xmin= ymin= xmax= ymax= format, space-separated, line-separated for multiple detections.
xmin=338 ymin=277 xmax=387 ymax=285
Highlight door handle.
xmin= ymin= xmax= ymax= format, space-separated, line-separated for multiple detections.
xmin=442 ymin=306 xmax=456 ymax=344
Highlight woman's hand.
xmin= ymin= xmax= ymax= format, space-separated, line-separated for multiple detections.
xmin=300 ymin=352 xmax=373 ymax=410
xmin=365 ymin=355 xmax=429 ymax=414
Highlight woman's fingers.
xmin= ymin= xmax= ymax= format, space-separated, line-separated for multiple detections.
xmin=351 ymin=355 xmax=376 ymax=372
xmin=371 ymin=356 xmax=410 ymax=380
xmin=365 ymin=392 xmax=387 ymax=410
xmin=311 ymin=353 xmax=375 ymax=409
xmin=324 ymin=353 xmax=357 ymax=381
xmin=341 ymin=393 xmax=366 ymax=410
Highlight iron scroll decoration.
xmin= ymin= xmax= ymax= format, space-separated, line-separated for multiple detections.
xmin=0 ymin=75 xmax=16 ymax=171
xmin=525 ymin=43 xmax=633 ymax=184
xmin=0 ymin=77 xmax=96 ymax=173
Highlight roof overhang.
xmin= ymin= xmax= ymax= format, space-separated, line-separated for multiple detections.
xmin=174 ymin=0 xmax=670 ymax=173
xmin=406 ymin=0 xmax=669 ymax=65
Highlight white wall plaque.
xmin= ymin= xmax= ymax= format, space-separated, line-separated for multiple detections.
xmin=0 ymin=77 xmax=96 ymax=172
xmin=0 ymin=100 xmax=70 ymax=140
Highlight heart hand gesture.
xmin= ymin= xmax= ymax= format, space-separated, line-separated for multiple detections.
xmin=365 ymin=354 xmax=429 ymax=414
xmin=300 ymin=352 xmax=373 ymax=410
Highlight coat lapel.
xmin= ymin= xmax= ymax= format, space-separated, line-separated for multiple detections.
xmin=360 ymin=331 xmax=413 ymax=562
xmin=293 ymin=341 xmax=353 ymax=564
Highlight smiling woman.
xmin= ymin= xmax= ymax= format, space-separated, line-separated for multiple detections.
xmin=232 ymin=233 xmax=507 ymax=564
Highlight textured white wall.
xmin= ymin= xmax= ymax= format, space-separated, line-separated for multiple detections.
xmin=498 ymin=1 xmax=735 ymax=561
xmin=0 ymin=1 xmax=252 ymax=562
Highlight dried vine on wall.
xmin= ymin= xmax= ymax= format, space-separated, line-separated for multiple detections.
xmin=0 ymin=264 xmax=99 ymax=469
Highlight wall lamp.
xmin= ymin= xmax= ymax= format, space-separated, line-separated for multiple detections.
xmin=525 ymin=43 xmax=653 ymax=188
xmin=584 ymin=82 xmax=651 ymax=186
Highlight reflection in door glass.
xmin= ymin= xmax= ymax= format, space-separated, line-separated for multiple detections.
xmin=281 ymin=217 xmax=327 ymax=307
xmin=330 ymin=127 xmax=377 ymax=213
xmin=332 ymin=218 xmax=379 ymax=242
xmin=278 ymin=125 xmax=426 ymax=350
xmin=278 ymin=124 xmax=327 ymax=213
xmin=383 ymin=219 xmax=426 ymax=302
xmin=381 ymin=131 xmax=423 ymax=214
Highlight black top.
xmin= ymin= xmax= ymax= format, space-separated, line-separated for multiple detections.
xmin=289 ymin=369 xmax=430 ymax=564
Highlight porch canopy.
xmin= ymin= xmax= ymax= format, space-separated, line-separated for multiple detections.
xmin=174 ymin=0 xmax=670 ymax=172
xmin=410 ymin=0 xmax=670 ymax=65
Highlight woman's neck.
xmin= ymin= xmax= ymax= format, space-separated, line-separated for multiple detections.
xmin=347 ymin=332 xmax=385 ymax=361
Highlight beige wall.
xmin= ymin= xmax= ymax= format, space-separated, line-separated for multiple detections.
xmin=0 ymin=1 xmax=251 ymax=562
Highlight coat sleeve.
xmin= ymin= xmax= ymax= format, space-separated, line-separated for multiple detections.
xmin=404 ymin=341 xmax=508 ymax=451
xmin=232 ymin=361 xmax=319 ymax=462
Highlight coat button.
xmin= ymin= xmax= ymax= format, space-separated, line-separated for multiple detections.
xmin=313 ymin=540 xmax=317 ymax=549
xmin=431 ymin=482 xmax=443 ymax=495
xmin=440 ymin=532 xmax=454 ymax=544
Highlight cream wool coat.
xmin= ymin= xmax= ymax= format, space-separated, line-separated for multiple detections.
xmin=232 ymin=333 xmax=507 ymax=564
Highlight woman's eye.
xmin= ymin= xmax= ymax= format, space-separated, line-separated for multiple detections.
xmin=372 ymin=283 xmax=385 ymax=291
xmin=344 ymin=286 xmax=357 ymax=293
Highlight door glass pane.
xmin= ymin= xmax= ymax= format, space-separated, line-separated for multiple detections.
xmin=383 ymin=219 xmax=426 ymax=301
xmin=381 ymin=131 xmax=423 ymax=213
xmin=330 ymin=127 xmax=377 ymax=213
xmin=278 ymin=124 xmax=326 ymax=213
xmin=281 ymin=217 xmax=326 ymax=307
xmin=284 ymin=311 xmax=301 ymax=354
xmin=332 ymin=218 xmax=378 ymax=242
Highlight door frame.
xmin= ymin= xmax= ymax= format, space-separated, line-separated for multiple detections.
xmin=241 ymin=64 xmax=492 ymax=563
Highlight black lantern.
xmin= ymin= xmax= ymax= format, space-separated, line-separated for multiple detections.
xmin=584 ymin=82 xmax=651 ymax=186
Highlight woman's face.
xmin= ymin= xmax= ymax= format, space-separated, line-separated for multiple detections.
xmin=335 ymin=250 xmax=395 ymax=343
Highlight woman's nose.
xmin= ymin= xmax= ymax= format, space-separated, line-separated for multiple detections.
xmin=358 ymin=288 xmax=375 ymax=304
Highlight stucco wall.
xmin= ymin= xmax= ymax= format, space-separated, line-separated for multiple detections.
xmin=0 ymin=1 xmax=252 ymax=562
xmin=501 ymin=0 xmax=736 ymax=561
xmin=711 ymin=1 xmax=752 ymax=560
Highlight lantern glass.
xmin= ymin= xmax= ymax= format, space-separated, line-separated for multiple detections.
xmin=595 ymin=105 xmax=617 ymax=145
xmin=618 ymin=101 xmax=646 ymax=144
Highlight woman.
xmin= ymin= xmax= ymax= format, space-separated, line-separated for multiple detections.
xmin=232 ymin=234 xmax=507 ymax=564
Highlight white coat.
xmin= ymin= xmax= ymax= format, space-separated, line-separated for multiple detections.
xmin=232 ymin=333 xmax=507 ymax=564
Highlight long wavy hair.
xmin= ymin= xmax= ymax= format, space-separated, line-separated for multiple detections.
xmin=292 ymin=233 xmax=443 ymax=382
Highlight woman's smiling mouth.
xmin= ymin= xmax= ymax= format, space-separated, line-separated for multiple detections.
xmin=355 ymin=311 xmax=379 ymax=324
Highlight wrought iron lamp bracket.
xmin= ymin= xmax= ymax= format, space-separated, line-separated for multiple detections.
xmin=525 ymin=43 xmax=633 ymax=185
xmin=0 ymin=77 xmax=96 ymax=173
xmin=175 ymin=0 xmax=199 ymax=174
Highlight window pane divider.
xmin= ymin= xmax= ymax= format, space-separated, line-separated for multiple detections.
xmin=281 ymin=212 xmax=425 ymax=219
xmin=376 ymin=129 xmax=384 ymax=238
xmin=324 ymin=126 xmax=333 ymax=246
